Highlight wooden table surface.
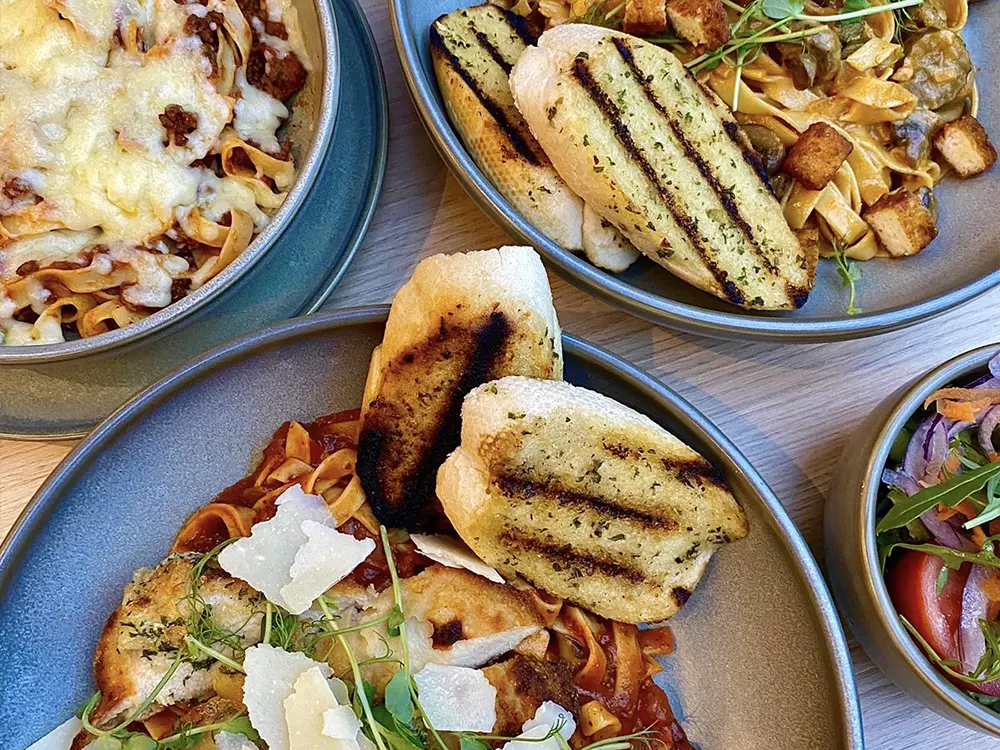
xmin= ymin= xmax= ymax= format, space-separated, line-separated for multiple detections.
xmin=2 ymin=2 xmax=999 ymax=748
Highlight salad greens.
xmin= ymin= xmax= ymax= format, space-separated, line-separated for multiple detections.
xmin=876 ymin=353 xmax=1000 ymax=715
xmin=876 ymin=461 xmax=1000 ymax=534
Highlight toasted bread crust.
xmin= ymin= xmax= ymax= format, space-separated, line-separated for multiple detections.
xmin=359 ymin=248 xmax=561 ymax=530
xmin=509 ymin=25 xmax=813 ymax=310
xmin=431 ymin=5 xmax=585 ymax=249
xmin=437 ymin=377 xmax=748 ymax=622
xmin=361 ymin=308 xmax=556 ymax=529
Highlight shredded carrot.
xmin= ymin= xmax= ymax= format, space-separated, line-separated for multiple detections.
xmin=972 ymin=526 xmax=989 ymax=548
xmin=944 ymin=452 xmax=963 ymax=475
xmin=938 ymin=499 xmax=978 ymax=521
xmin=983 ymin=576 xmax=1000 ymax=602
xmin=937 ymin=400 xmax=979 ymax=422
xmin=937 ymin=506 xmax=960 ymax=521
xmin=925 ymin=388 xmax=1000 ymax=409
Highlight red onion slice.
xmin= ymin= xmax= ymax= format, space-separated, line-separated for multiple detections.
xmin=883 ymin=468 xmax=921 ymax=497
xmin=959 ymin=565 xmax=1000 ymax=695
xmin=960 ymin=565 xmax=992 ymax=675
xmin=904 ymin=415 xmax=950 ymax=484
xmin=990 ymin=353 xmax=1000 ymax=380
xmin=980 ymin=405 xmax=1000 ymax=458
xmin=921 ymin=510 xmax=978 ymax=551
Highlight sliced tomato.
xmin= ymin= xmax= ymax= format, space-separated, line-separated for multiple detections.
xmin=887 ymin=550 xmax=969 ymax=663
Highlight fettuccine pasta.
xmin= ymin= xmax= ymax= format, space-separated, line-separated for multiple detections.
xmin=0 ymin=0 xmax=311 ymax=345
xmin=517 ymin=0 xmax=993 ymax=270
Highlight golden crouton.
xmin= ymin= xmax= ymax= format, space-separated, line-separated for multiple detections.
xmin=933 ymin=115 xmax=997 ymax=178
xmin=862 ymin=188 xmax=938 ymax=257
xmin=665 ymin=0 xmax=731 ymax=50
xmin=783 ymin=122 xmax=853 ymax=190
xmin=624 ymin=0 xmax=669 ymax=35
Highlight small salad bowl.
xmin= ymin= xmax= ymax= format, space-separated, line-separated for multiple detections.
xmin=826 ymin=344 xmax=1000 ymax=735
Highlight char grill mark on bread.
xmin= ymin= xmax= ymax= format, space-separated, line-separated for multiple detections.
xmin=508 ymin=24 xmax=814 ymax=309
xmin=358 ymin=247 xmax=561 ymax=531
xmin=430 ymin=15 xmax=543 ymax=168
xmin=436 ymin=377 xmax=749 ymax=622
xmin=498 ymin=529 xmax=651 ymax=584
xmin=359 ymin=311 xmax=516 ymax=529
xmin=431 ymin=7 xmax=639 ymax=262
xmin=613 ymin=39 xmax=777 ymax=275
xmin=567 ymin=54 xmax=750 ymax=302
xmin=495 ymin=473 xmax=680 ymax=530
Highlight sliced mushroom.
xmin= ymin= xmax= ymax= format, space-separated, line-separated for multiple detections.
xmin=895 ymin=30 xmax=973 ymax=110
xmin=776 ymin=23 xmax=842 ymax=90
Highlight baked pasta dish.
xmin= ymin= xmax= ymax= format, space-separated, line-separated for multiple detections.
xmin=0 ymin=0 xmax=310 ymax=346
xmin=429 ymin=0 xmax=995 ymax=313
xmin=36 ymin=248 xmax=749 ymax=750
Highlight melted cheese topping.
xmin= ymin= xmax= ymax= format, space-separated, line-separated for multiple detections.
xmin=234 ymin=68 xmax=288 ymax=154
xmin=0 ymin=0 xmax=306 ymax=344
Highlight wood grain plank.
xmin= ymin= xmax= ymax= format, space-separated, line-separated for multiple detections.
xmin=1 ymin=2 xmax=999 ymax=747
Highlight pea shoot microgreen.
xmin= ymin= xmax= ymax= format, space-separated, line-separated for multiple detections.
xmin=831 ymin=243 xmax=863 ymax=316
xmin=684 ymin=0 xmax=925 ymax=80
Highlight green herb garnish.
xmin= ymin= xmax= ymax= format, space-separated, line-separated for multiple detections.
xmin=875 ymin=461 xmax=1000 ymax=534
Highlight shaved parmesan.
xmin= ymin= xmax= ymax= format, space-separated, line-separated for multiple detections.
xmin=501 ymin=702 xmax=576 ymax=750
xmin=219 ymin=486 xmax=374 ymax=614
xmin=413 ymin=664 xmax=497 ymax=732
xmin=410 ymin=534 xmax=504 ymax=583
xmin=285 ymin=667 xmax=366 ymax=750
xmin=281 ymin=520 xmax=376 ymax=613
xmin=25 ymin=717 xmax=81 ymax=750
xmin=403 ymin=619 xmax=540 ymax=671
xmin=323 ymin=705 xmax=364 ymax=740
xmin=243 ymin=644 xmax=332 ymax=750
xmin=215 ymin=731 xmax=258 ymax=750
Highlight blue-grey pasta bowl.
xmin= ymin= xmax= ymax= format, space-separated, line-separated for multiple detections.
xmin=0 ymin=0 xmax=340 ymax=364
xmin=826 ymin=344 xmax=1000 ymax=735
xmin=0 ymin=307 xmax=863 ymax=749
xmin=389 ymin=0 xmax=1000 ymax=341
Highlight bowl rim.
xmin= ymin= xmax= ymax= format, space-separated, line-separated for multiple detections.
xmin=387 ymin=0 xmax=1000 ymax=342
xmin=0 ymin=305 xmax=865 ymax=749
xmin=859 ymin=343 xmax=1000 ymax=734
xmin=0 ymin=0 xmax=342 ymax=364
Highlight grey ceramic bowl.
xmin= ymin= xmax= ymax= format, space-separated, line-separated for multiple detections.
xmin=0 ymin=307 xmax=863 ymax=749
xmin=389 ymin=0 xmax=999 ymax=341
xmin=826 ymin=344 xmax=1000 ymax=735
xmin=0 ymin=0 xmax=340 ymax=365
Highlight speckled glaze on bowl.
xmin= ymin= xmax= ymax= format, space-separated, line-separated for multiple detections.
xmin=388 ymin=0 xmax=1000 ymax=341
xmin=0 ymin=0 xmax=340 ymax=364
xmin=0 ymin=307 xmax=863 ymax=749
xmin=826 ymin=344 xmax=1000 ymax=735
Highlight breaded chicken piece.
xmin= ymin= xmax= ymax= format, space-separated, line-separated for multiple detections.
xmin=327 ymin=566 xmax=545 ymax=693
xmin=482 ymin=655 xmax=581 ymax=735
xmin=90 ymin=555 xmax=263 ymax=728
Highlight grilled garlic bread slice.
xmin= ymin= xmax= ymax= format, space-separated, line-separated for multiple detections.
xmin=358 ymin=247 xmax=562 ymax=530
xmin=582 ymin=202 xmax=641 ymax=272
xmin=437 ymin=376 xmax=748 ymax=623
xmin=510 ymin=24 xmax=816 ymax=310
xmin=432 ymin=5 xmax=583 ymax=249
xmin=431 ymin=5 xmax=638 ymax=271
